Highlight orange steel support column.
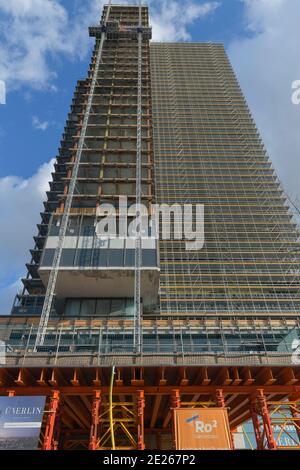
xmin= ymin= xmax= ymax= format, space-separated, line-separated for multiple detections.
xmin=251 ymin=400 xmax=264 ymax=450
xmin=215 ymin=389 xmax=234 ymax=449
xmin=43 ymin=390 xmax=60 ymax=451
xmin=137 ymin=390 xmax=145 ymax=450
xmin=251 ymin=390 xmax=276 ymax=450
xmin=171 ymin=389 xmax=181 ymax=450
xmin=215 ymin=389 xmax=225 ymax=408
xmin=290 ymin=405 xmax=300 ymax=444
xmin=89 ymin=390 xmax=101 ymax=450
xmin=53 ymin=396 xmax=63 ymax=450
xmin=257 ymin=390 xmax=276 ymax=450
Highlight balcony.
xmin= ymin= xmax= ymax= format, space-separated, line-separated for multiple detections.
xmin=38 ymin=216 xmax=159 ymax=307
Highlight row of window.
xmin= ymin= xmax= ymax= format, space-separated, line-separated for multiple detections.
xmin=64 ymin=298 xmax=134 ymax=318
xmin=42 ymin=248 xmax=157 ymax=268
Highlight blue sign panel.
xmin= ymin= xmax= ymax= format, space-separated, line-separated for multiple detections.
xmin=0 ymin=396 xmax=46 ymax=450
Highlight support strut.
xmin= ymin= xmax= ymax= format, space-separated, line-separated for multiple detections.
xmin=215 ymin=388 xmax=225 ymax=408
xmin=137 ymin=390 xmax=145 ymax=450
xmin=251 ymin=390 xmax=276 ymax=450
xmin=171 ymin=389 xmax=181 ymax=450
xmin=215 ymin=389 xmax=234 ymax=449
xmin=43 ymin=391 xmax=60 ymax=450
xmin=89 ymin=390 xmax=101 ymax=450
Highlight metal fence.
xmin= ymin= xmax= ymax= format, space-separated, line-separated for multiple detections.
xmin=1 ymin=323 xmax=299 ymax=360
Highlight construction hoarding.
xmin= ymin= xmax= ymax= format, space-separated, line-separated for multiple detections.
xmin=174 ymin=408 xmax=232 ymax=450
xmin=0 ymin=396 xmax=46 ymax=450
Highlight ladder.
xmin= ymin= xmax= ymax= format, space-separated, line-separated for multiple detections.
xmin=34 ymin=1 xmax=113 ymax=348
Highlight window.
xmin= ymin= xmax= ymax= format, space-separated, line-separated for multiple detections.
xmin=65 ymin=298 xmax=134 ymax=319
xmin=125 ymin=299 xmax=134 ymax=317
xmin=111 ymin=299 xmax=125 ymax=317
xmin=96 ymin=299 xmax=111 ymax=317
xmin=81 ymin=299 xmax=96 ymax=316
xmin=65 ymin=299 xmax=80 ymax=317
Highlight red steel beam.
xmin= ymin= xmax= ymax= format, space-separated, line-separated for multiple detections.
xmin=1 ymin=385 xmax=299 ymax=395
xmin=43 ymin=390 xmax=60 ymax=451
xmin=251 ymin=390 xmax=277 ymax=450
xmin=215 ymin=389 xmax=234 ymax=449
xmin=89 ymin=390 xmax=101 ymax=450
xmin=251 ymin=403 xmax=264 ymax=450
xmin=215 ymin=388 xmax=226 ymax=408
xmin=257 ymin=390 xmax=276 ymax=450
xmin=137 ymin=390 xmax=145 ymax=450
xmin=290 ymin=404 xmax=300 ymax=443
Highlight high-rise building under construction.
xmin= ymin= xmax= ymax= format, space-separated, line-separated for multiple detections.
xmin=1 ymin=3 xmax=300 ymax=451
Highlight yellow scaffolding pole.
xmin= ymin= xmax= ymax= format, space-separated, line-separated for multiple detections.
xmin=109 ymin=365 xmax=116 ymax=450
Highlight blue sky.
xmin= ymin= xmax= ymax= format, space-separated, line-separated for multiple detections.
xmin=0 ymin=0 xmax=300 ymax=313
xmin=0 ymin=0 xmax=247 ymax=179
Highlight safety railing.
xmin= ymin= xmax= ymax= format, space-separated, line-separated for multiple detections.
xmin=1 ymin=324 xmax=298 ymax=360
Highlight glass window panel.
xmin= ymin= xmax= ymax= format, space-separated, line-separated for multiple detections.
xmin=80 ymin=299 xmax=96 ymax=316
xmin=108 ymin=249 xmax=124 ymax=267
xmin=125 ymin=299 xmax=134 ymax=317
xmin=110 ymin=299 xmax=125 ymax=317
xmin=65 ymin=299 xmax=80 ymax=317
xmin=96 ymin=299 xmax=111 ymax=317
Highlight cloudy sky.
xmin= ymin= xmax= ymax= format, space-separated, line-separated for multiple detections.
xmin=0 ymin=0 xmax=299 ymax=313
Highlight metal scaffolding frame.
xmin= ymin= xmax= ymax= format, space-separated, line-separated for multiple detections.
xmin=34 ymin=2 xmax=113 ymax=348
xmin=150 ymin=42 xmax=300 ymax=318
xmin=1 ymin=365 xmax=300 ymax=450
xmin=134 ymin=0 xmax=143 ymax=355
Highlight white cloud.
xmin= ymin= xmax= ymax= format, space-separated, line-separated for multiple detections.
xmin=0 ymin=0 xmax=106 ymax=91
xmin=32 ymin=115 xmax=49 ymax=131
xmin=0 ymin=159 xmax=54 ymax=314
xmin=149 ymin=1 xmax=221 ymax=41
xmin=0 ymin=1 xmax=221 ymax=91
xmin=228 ymin=0 xmax=300 ymax=203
